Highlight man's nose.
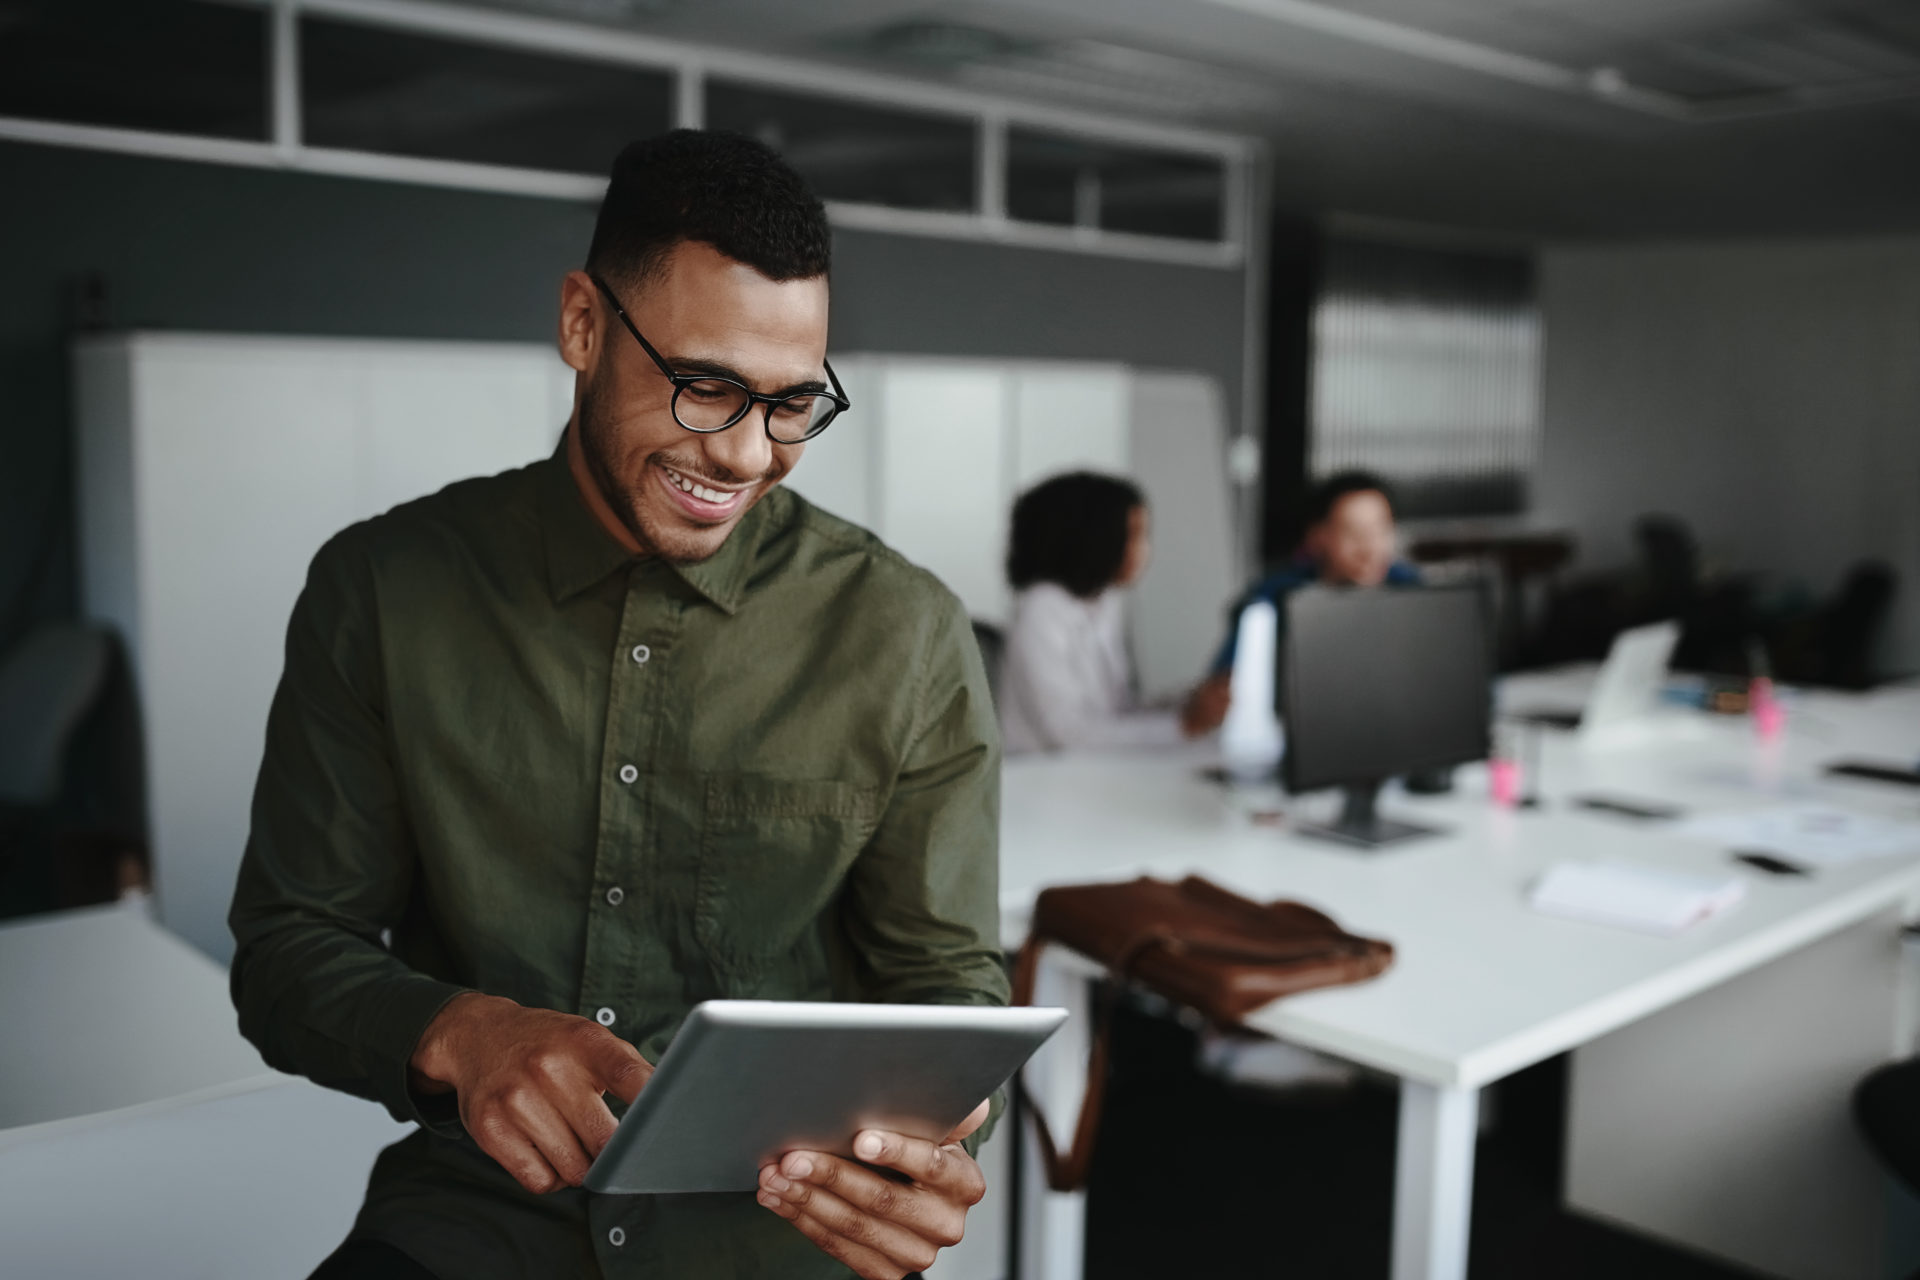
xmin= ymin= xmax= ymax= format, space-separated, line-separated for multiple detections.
xmin=700 ymin=409 xmax=774 ymax=482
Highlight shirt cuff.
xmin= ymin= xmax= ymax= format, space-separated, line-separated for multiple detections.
xmin=363 ymin=976 xmax=474 ymax=1139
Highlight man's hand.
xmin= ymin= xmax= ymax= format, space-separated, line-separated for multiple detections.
xmin=757 ymin=1100 xmax=990 ymax=1280
xmin=410 ymin=992 xmax=652 ymax=1195
xmin=1182 ymin=672 xmax=1233 ymax=737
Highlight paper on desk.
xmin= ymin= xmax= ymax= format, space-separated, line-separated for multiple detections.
xmin=1529 ymin=861 xmax=1746 ymax=936
xmin=1669 ymin=805 xmax=1920 ymax=867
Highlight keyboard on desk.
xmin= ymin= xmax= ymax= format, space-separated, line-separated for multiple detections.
xmin=1514 ymin=708 xmax=1583 ymax=731
xmin=1827 ymin=760 xmax=1920 ymax=789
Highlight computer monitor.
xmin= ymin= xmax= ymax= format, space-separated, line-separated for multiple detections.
xmin=1280 ymin=584 xmax=1493 ymax=848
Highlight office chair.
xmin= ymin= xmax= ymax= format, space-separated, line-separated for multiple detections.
xmin=1817 ymin=560 xmax=1896 ymax=689
xmin=969 ymin=619 xmax=1005 ymax=707
xmin=1634 ymin=514 xmax=1700 ymax=623
xmin=0 ymin=623 xmax=144 ymax=918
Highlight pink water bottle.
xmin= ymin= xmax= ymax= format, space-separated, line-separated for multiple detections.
xmin=1489 ymin=721 xmax=1524 ymax=808
xmin=1750 ymin=676 xmax=1784 ymax=739
xmin=1489 ymin=757 xmax=1522 ymax=808
xmin=1747 ymin=640 xmax=1784 ymax=739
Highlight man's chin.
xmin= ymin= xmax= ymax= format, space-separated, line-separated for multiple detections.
xmin=632 ymin=510 xmax=744 ymax=565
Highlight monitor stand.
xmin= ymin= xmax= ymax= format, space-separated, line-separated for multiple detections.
xmin=1293 ymin=780 xmax=1445 ymax=849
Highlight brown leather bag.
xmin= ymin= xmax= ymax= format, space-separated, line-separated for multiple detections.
xmin=1009 ymin=875 xmax=1394 ymax=1191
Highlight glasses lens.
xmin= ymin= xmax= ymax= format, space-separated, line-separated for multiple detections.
xmin=766 ymin=392 xmax=839 ymax=444
xmin=673 ymin=379 xmax=751 ymax=431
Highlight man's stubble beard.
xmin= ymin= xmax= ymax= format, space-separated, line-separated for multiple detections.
xmin=575 ymin=377 xmax=780 ymax=565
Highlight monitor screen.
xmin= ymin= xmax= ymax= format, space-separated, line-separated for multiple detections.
xmin=1280 ymin=584 xmax=1492 ymax=793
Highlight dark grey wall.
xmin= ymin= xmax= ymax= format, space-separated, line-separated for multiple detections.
xmin=1538 ymin=236 xmax=1920 ymax=674
xmin=0 ymin=138 xmax=1245 ymax=649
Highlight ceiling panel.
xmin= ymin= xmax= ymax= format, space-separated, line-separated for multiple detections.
xmin=451 ymin=0 xmax=1920 ymax=237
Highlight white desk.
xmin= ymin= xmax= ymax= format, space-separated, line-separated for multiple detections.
xmin=0 ymin=903 xmax=276 ymax=1129
xmin=0 ymin=905 xmax=411 ymax=1278
xmin=1003 ymin=674 xmax=1920 ymax=1280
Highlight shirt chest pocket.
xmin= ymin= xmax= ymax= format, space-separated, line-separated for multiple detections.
xmin=695 ymin=775 xmax=880 ymax=979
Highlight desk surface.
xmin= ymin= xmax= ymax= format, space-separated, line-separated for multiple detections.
xmin=1000 ymin=674 xmax=1920 ymax=1089
xmin=0 ymin=1072 xmax=409 ymax=1278
xmin=0 ymin=903 xmax=276 ymax=1132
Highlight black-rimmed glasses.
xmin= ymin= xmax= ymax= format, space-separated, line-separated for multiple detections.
xmin=589 ymin=273 xmax=849 ymax=444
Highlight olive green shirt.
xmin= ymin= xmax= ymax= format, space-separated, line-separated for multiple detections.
xmin=228 ymin=447 xmax=1008 ymax=1279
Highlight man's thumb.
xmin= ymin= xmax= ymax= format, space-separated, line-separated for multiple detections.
xmin=943 ymin=1099 xmax=991 ymax=1145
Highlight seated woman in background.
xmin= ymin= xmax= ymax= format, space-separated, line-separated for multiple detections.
xmin=999 ymin=471 xmax=1202 ymax=753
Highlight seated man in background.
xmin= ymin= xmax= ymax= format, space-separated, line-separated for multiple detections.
xmin=1182 ymin=469 xmax=1420 ymax=735
xmin=999 ymin=471 xmax=1200 ymax=753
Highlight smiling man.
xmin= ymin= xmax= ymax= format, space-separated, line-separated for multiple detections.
xmin=229 ymin=131 xmax=1008 ymax=1280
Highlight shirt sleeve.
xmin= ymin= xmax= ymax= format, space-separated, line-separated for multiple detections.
xmin=228 ymin=531 xmax=469 ymax=1136
xmin=1001 ymin=589 xmax=1184 ymax=752
xmin=841 ymin=589 xmax=1010 ymax=1011
xmin=1209 ymin=582 xmax=1259 ymax=676
xmin=841 ymin=590 xmax=1013 ymax=1153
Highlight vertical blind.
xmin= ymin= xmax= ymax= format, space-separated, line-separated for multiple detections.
xmin=1309 ymin=238 xmax=1540 ymax=518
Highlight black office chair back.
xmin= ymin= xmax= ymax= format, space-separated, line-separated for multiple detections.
xmin=1818 ymin=560 xmax=1896 ymax=689
xmin=969 ymin=619 xmax=1005 ymax=707
xmin=1633 ymin=514 xmax=1699 ymax=619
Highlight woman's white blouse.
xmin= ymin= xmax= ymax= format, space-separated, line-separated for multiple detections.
xmin=998 ymin=582 xmax=1184 ymax=754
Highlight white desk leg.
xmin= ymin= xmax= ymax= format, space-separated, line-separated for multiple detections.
xmin=1392 ymin=1079 xmax=1478 ymax=1280
xmin=1017 ymin=951 xmax=1092 ymax=1280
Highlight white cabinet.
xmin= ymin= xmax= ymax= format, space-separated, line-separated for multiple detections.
xmin=1009 ymin=362 xmax=1132 ymax=491
xmin=790 ymin=356 xmax=1138 ymax=626
xmin=875 ymin=362 xmax=1015 ymax=624
xmin=785 ymin=356 xmax=1237 ymax=699
xmin=73 ymin=333 xmax=571 ymax=959
xmin=1126 ymin=371 xmax=1241 ymax=701
xmin=786 ymin=355 xmax=880 ymax=531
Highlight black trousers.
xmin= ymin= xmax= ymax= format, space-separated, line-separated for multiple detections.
xmin=1857 ymin=1055 xmax=1920 ymax=1195
xmin=1856 ymin=1056 xmax=1920 ymax=1280
xmin=308 ymin=1237 xmax=927 ymax=1280
xmin=309 ymin=1240 xmax=440 ymax=1280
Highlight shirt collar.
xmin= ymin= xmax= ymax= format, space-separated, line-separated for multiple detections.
xmin=537 ymin=441 xmax=767 ymax=615
xmin=660 ymin=492 xmax=771 ymax=616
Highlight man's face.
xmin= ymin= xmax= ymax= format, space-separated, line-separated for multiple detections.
xmin=1308 ymin=489 xmax=1397 ymax=587
xmin=563 ymin=241 xmax=829 ymax=563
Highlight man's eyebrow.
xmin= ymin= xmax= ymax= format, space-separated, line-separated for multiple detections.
xmin=665 ymin=355 xmax=828 ymax=398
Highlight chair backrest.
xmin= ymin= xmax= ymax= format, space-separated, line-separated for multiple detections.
xmin=0 ymin=623 xmax=115 ymax=807
xmin=970 ymin=619 xmax=1006 ymax=708
xmin=1819 ymin=560 xmax=1897 ymax=689
xmin=1633 ymin=514 xmax=1699 ymax=614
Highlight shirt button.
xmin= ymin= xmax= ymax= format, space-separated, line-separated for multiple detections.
xmin=608 ymin=1226 xmax=626 ymax=1247
xmin=629 ymin=644 xmax=651 ymax=666
xmin=617 ymin=764 xmax=638 ymax=785
xmin=605 ymin=886 xmax=625 ymax=906
xmin=596 ymin=1007 xmax=616 ymax=1027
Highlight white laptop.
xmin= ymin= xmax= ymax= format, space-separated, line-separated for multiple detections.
xmin=1520 ymin=620 xmax=1682 ymax=738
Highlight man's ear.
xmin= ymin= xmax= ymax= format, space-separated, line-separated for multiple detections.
xmin=557 ymin=270 xmax=600 ymax=375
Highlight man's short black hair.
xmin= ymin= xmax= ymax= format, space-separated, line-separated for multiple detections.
xmin=1006 ymin=472 xmax=1146 ymax=600
xmin=585 ymin=130 xmax=831 ymax=292
xmin=1304 ymin=469 xmax=1396 ymax=527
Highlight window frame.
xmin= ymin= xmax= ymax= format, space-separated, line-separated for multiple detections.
xmin=0 ymin=0 xmax=1255 ymax=270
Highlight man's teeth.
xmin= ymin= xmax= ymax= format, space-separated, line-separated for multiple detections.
xmin=667 ymin=469 xmax=735 ymax=505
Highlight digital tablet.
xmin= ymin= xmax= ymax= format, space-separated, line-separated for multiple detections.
xmin=583 ymin=1000 xmax=1068 ymax=1195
